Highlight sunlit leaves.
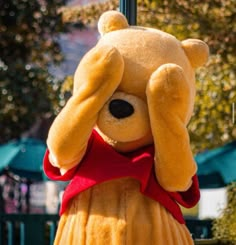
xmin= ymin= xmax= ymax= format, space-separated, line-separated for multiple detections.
xmin=212 ymin=182 xmax=236 ymax=243
xmin=60 ymin=0 xmax=118 ymax=25
xmin=189 ymin=54 xmax=236 ymax=154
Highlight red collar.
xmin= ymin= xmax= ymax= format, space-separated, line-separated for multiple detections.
xmin=44 ymin=130 xmax=200 ymax=224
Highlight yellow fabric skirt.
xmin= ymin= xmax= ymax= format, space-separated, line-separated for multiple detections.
xmin=54 ymin=178 xmax=193 ymax=245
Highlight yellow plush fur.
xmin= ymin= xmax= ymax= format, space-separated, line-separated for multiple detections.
xmin=46 ymin=10 xmax=209 ymax=245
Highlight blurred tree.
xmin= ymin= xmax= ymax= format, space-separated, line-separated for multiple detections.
xmin=61 ymin=0 xmax=236 ymax=153
xmin=212 ymin=182 xmax=236 ymax=244
xmin=0 ymin=0 xmax=67 ymax=143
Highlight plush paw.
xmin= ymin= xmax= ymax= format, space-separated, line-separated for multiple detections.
xmin=146 ymin=64 xmax=196 ymax=191
xmin=73 ymin=43 xmax=124 ymax=99
xmin=47 ymin=44 xmax=124 ymax=171
xmin=147 ymin=63 xmax=192 ymax=126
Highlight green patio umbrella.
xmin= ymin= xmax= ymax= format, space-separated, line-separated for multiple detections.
xmin=195 ymin=141 xmax=236 ymax=189
xmin=0 ymin=138 xmax=47 ymax=181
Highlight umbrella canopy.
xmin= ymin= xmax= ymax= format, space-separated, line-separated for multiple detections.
xmin=195 ymin=141 xmax=236 ymax=189
xmin=0 ymin=138 xmax=47 ymax=181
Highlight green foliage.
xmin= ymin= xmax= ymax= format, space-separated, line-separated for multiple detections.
xmin=212 ymin=182 xmax=236 ymax=244
xmin=0 ymin=0 xmax=66 ymax=143
xmin=189 ymin=57 xmax=236 ymax=154
xmin=60 ymin=0 xmax=117 ymax=24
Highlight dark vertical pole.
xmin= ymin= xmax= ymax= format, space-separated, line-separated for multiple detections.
xmin=0 ymin=185 xmax=5 ymax=213
xmin=26 ymin=180 xmax=31 ymax=213
xmin=119 ymin=0 xmax=137 ymax=25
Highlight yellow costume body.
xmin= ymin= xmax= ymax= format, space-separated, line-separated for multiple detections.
xmin=45 ymin=11 xmax=209 ymax=245
xmin=55 ymin=179 xmax=193 ymax=245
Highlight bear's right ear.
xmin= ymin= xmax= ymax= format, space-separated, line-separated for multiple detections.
xmin=181 ymin=39 xmax=209 ymax=68
xmin=98 ymin=10 xmax=129 ymax=36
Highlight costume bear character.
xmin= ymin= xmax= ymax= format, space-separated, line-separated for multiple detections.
xmin=44 ymin=10 xmax=209 ymax=245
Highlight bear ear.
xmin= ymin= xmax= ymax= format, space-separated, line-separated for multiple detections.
xmin=181 ymin=39 xmax=209 ymax=68
xmin=98 ymin=10 xmax=129 ymax=35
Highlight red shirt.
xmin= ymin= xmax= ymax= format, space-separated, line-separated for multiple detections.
xmin=44 ymin=130 xmax=200 ymax=224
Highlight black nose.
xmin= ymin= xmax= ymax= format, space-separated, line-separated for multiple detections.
xmin=109 ymin=99 xmax=134 ymax=119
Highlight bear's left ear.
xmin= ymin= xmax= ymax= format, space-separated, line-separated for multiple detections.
xmin=98 ymin=10 xmax=129 ymax=36
xmin=182 ymin=39 xmax=209 ymax=68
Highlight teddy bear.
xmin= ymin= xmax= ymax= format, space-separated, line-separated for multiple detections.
xmin=43 ymin=10 xmax=209 ymax=245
